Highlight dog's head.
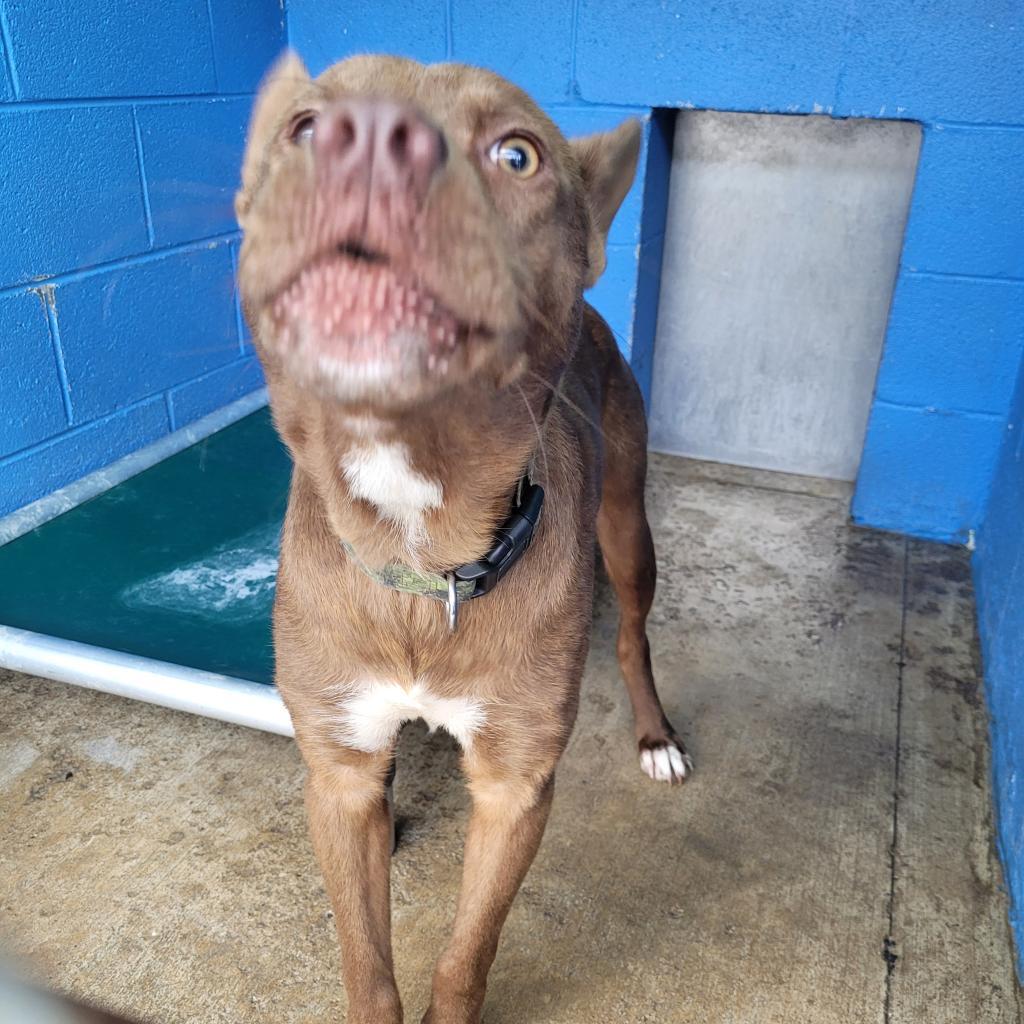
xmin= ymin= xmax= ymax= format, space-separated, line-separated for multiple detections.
xmin=236 ymin=53 xmax=640 ymax=411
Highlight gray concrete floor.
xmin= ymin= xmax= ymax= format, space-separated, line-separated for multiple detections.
xmin=0 ymin=456 xmax=1020 ymax=1023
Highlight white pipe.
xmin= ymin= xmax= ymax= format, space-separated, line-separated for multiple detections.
xmin=0 ymin=626 xmax=293 ymax=737
xmin=0 ymin=387 xmax=270 ymax=546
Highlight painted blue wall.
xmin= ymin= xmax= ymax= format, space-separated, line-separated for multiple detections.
xmin=0 ymin=0 xmax=284 ymax=517
xmin=975 ymin=356 xmax=1024 ymax=975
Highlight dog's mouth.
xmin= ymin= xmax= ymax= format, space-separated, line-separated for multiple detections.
xmin=270 ymin=244 xmax=478 ymax=378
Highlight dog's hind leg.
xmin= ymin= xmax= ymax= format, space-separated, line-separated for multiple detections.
xmin=596 ymin=351 xmax=693 ymax=785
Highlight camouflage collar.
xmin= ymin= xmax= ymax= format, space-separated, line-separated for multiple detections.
xmin=341 ymin=476 xmax=544 ymax=631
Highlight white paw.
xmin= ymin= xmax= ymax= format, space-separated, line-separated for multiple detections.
xmin=639 ymin=742 xmax=693 ymax=784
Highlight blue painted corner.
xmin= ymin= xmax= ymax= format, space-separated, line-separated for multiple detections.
xmin=207 ymin=0 xmax=287 ymax=93
xmin=631 ymin=108 xmax=674 ymax=410
xmin=974 ymin=355 xmax=1024 ymax=977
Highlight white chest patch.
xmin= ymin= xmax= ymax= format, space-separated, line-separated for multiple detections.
xmin=341 ymin=441 xmax=442 ymax=547
xmin=332 ymin=682 xmax=487 ymax=753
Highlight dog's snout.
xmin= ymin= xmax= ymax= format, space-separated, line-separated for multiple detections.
xmin=314 ymin=99 xmax=446 ymax=202
xmin=385 ymin=106 xmax=448 ymax=183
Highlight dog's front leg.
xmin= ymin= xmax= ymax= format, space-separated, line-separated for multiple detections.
xmin=305 ymin=754 xmax=402 ymax=1024
xmin=424 ymin=759 xmax=557 ymax=1024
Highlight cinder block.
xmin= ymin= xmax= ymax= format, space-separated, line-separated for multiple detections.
xmin=586 ymin=242 xmax=639 ymax=358
xmin=136 ymin=98 xmax=250 ymax=246
xmin=875 ymin=274 xmax=1024 ymax=415
xmin=0 ymin=38 xmax=14 ymax=101
xmin=56 ymin=244 xmax=240 ymax=422
xmin=0 ymin=107 xmax=149 ymax=283
xmin=902 ymin=126 xmax=1024 ymax=280
xmin=451 ymin=0 xmax=572 ymax=101
xmin=985 ymin=725 xmax=1024 ymax=949
xmin=977 ymin=370 xmax=1024 ymax=565
xmin=835 ymin=0 xmax=1024 ymax=124
xmin=852 ymin=402 xmax=1005 ymax=543
xmin=208 ymin=0 xmax=286 ymax=93
xmin=0 ymin=397 xmax=169 ymax=517
xmin=287 ymin=0 xmax=447 ymax=76
xmin=0 ymin=291 xmax=67 ymax=457
xmin=975 ymin=362 xmax=1024 ymax=643
xmin=547 ymin=106 xmax=649 ymax=246
xmin=974 ymin=361 xmax=1024 ymax=940
xmin=3 ymin=0 xmax=216 ymax=99
xmin=575 ymin=0 xmax=843 ymax=111
xmin=168 ymin=356 xmax=265 ymax=429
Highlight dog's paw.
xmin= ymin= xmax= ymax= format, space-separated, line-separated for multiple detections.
xmin=639 ymin=740 xmax=693 ymax=784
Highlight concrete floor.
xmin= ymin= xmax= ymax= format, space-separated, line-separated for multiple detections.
xmin=0 ymin=456 xmax=1020 ymax=1023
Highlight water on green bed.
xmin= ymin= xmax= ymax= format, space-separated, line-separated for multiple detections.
xmin=0 ymin=407 xmax=292 ymax=684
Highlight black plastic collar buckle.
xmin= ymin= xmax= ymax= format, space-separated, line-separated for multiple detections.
xmin=453 ymin=478 xmax=545 ymax=600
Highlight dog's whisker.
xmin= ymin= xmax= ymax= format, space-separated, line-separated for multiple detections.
xmin=525 ymin=368 xmax=629 ymax=455
xmin=515 ymin=382 xmax=551 ymax=487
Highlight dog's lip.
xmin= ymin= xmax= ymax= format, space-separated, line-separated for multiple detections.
xmin=268 ymin=242 xmax=494 ymax=340
xmin=334 ymin=240 xmax=388 ymax=266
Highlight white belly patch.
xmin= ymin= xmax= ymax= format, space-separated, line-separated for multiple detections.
xmin=332 ymin=682 xmax=487 ymax=753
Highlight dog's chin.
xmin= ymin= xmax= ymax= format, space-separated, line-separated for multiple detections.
xmin=271 ymin=325 xmax=489 ymax=407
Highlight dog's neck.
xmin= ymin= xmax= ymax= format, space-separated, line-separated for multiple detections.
xmin=274 ymin=373 xmax=554 ymax=572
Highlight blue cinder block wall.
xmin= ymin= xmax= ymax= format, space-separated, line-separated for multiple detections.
xmin=975 ymin=359 xmax=1024 ymax=974
xmin=0 ymin=0 xmax=285 ymax=517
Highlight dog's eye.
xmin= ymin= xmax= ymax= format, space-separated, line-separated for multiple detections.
xmin=489 ymin=136 xmax=540 ymax=179
xmin=290 ymin=113 xmax=317 ymax=145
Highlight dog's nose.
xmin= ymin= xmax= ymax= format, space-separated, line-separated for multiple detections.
xmin=313 ymin=98 xmax=446 ymax=202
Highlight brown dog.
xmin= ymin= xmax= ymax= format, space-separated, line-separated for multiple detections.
xmin=236 ymin=51 xmax=692 ymax=1024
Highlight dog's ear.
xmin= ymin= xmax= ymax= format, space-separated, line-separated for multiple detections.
xmin=571 ymin=119 xmax=642 ymax=287
xmin=236 ymin=51 xmax=311 ymax=225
